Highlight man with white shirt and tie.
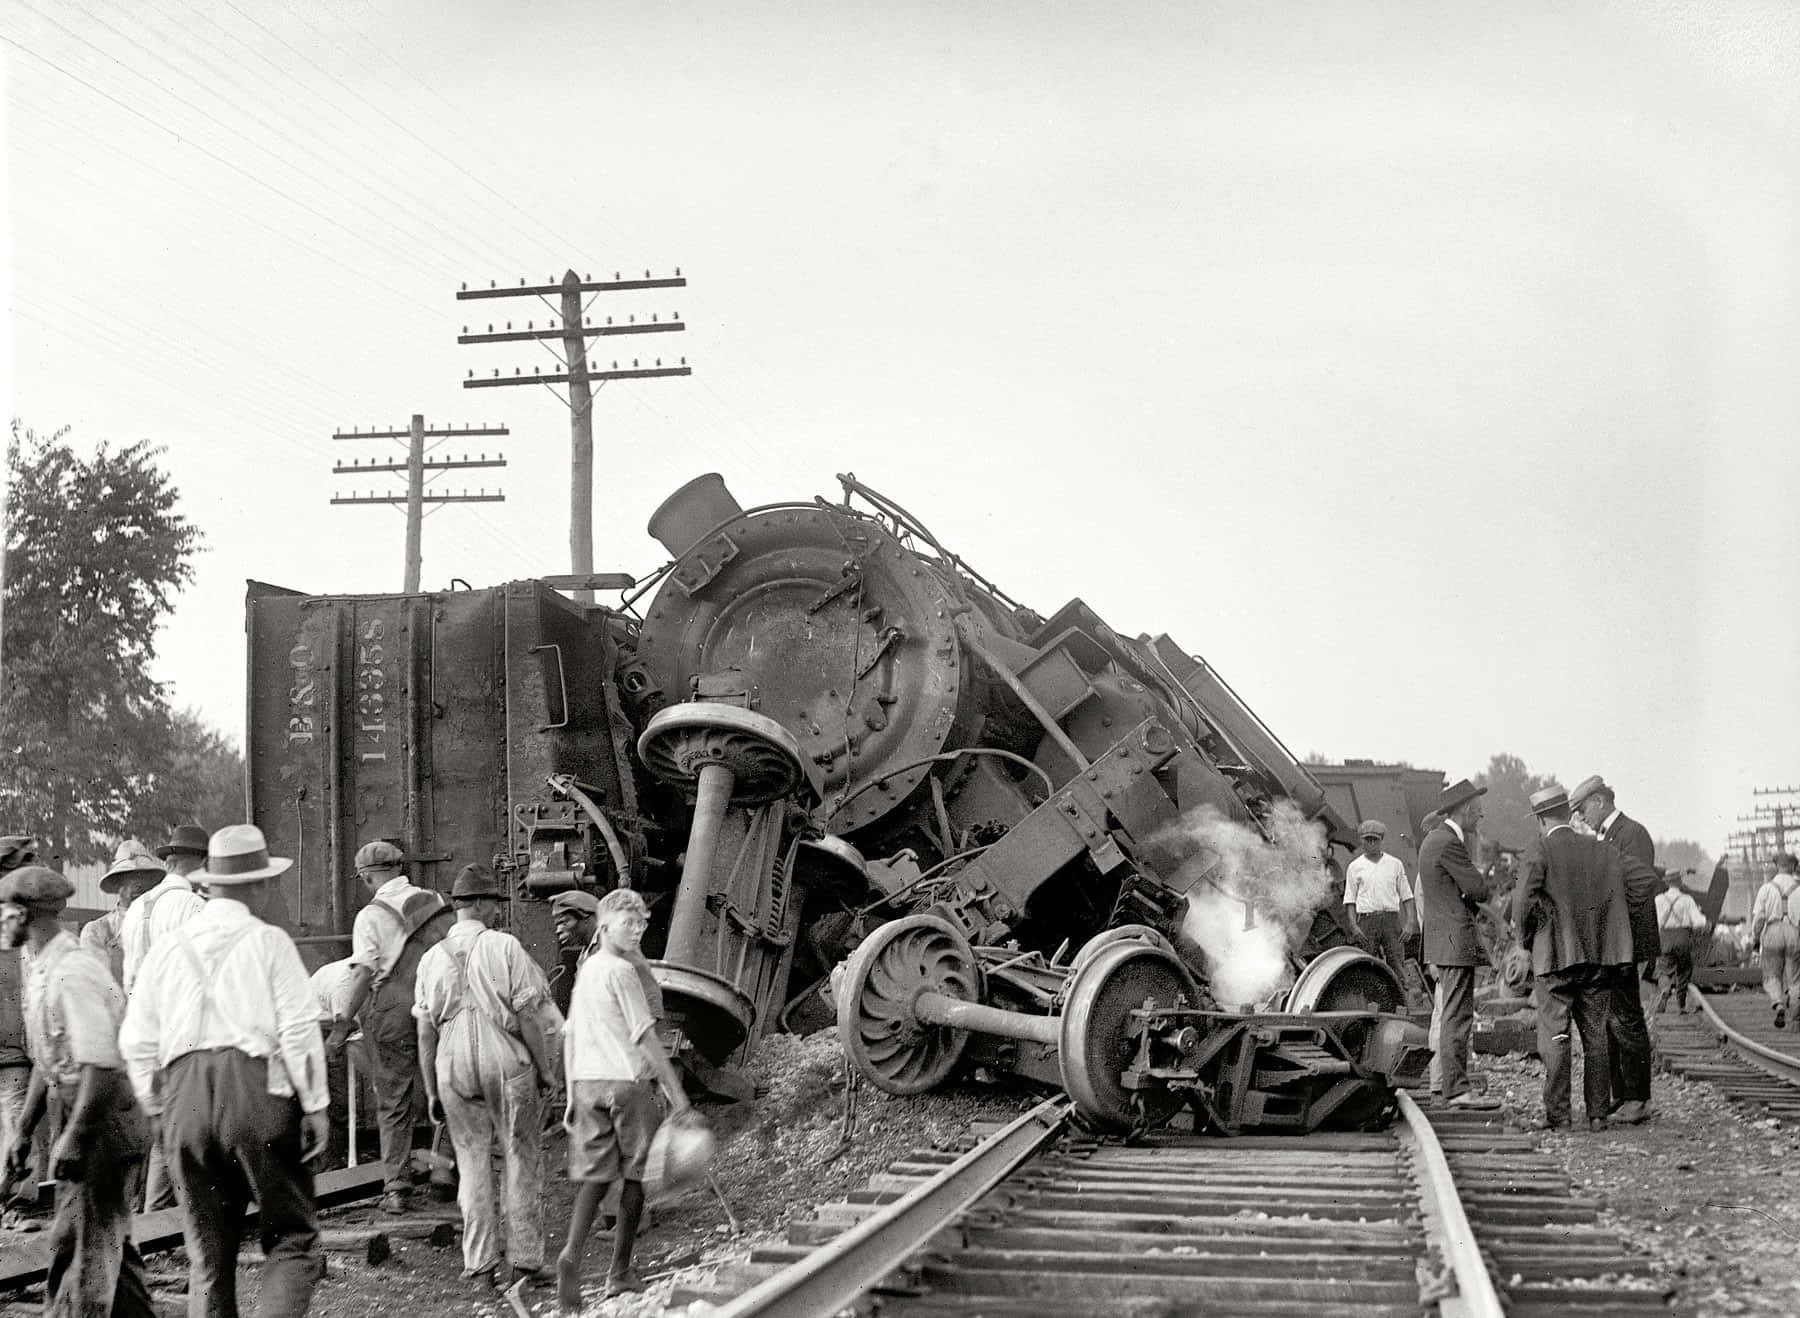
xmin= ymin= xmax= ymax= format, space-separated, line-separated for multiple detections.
xmin=119 ymin=825 xmax=330 ymax=1318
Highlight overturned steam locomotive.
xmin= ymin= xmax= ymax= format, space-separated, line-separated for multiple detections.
xmin=246 ymin=473 xmax=1425 ymax=1133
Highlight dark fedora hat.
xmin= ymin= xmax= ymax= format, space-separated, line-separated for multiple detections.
xmin=156 ymin=823 xmax=210 ymax=860
xmin=451 ymin=863 xmax=507 ymax=902
xmin=1436 ymin=778 xmax=1488 ymax=815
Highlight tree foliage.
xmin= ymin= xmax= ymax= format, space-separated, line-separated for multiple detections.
xmin=1656 ymin=838 xmax=1713 ymax=879
xmin=2 ymin=421 xmax=204 ymax=861
xmin=1473 ymin=752 xmax=1561 ymax=853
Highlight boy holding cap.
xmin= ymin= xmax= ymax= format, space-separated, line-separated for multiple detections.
xmin=556 ymin=888 xmax=690 ymax=1309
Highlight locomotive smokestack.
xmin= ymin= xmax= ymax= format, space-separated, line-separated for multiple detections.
xmin=647 ymin=472 xmax=744 ymax=558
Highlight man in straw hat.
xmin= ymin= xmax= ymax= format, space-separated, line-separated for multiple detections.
xmin=1415 ymin=778 xmax=1495 ymax=1108
xmin=119 ymin=825 xmax=329 ymax=1318
xmin=1511 ymin=786 xmax=1635 ymax=1131
xmin=415 ymin=864 xmax=563 ymax=1290
xmin=2 ymin=864 xmax=155 ymax=1318
xmin=327 ymin=838 xmax=452 ymax=1215
xmin=84 ymin=841 xmax=165 ymax=987
xmin=1568 ymin=775 xmax=1659 ymax=1122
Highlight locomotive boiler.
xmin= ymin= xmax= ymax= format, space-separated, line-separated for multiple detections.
xmin=245 ymin=471 xmax=1424 ymax=1127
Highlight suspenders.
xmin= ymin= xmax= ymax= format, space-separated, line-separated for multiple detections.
xmin=172 ymin=925 xmax=263 ymax=1041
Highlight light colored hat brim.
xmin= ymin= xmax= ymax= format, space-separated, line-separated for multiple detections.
xmin=205 ymin=856 xmax=294 ymax=884
xmin=99 ymin=866 xmax=163 ymax=892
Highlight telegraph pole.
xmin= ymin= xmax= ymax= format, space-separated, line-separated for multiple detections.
xmin=456 ymin=268 xmax=689 ymax=601
xmin=332 ymin=417 xmax=510 ymax=591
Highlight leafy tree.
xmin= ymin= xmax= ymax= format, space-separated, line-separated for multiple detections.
xmin=1 ymin=421 xmax=202 ymax=862
xmin=1473 ymin=752 xmax=1561 ymax=854
xmin=129 ymin=708 xmax=246 ymax=838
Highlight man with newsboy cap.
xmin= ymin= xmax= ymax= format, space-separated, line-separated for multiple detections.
xmin=415 ymin=865 xmax=563 ymax=1289
xmin=2 ymin=864 xmax=155 ymax=1318
xmin=1341 ymin=820 xmax=1418 ymax=988
xmin=1415 ymin=779 xmax=1494 ymax=1107
xmin=327 ymin=839 xmax=452 ymax=1214
xmin=119 ymin=824 xmax=330 ymax=1318
xmin=1568 ymin=775 xmax=1659 ymax=1122
xmin=1511 ymin=786 xmax=1635 ymax=1131
xmin=0 ymin=835 xmax=47 ymax=1227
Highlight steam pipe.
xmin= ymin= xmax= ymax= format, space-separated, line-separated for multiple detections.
xmin=665 ymin=761 xmax=736 ymax=966
xmin=913 ymin=991 xmax=1061 ymax=1046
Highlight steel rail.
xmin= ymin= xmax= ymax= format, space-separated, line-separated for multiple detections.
xmin=1689 ymin=987 xmax=1800 ymax=1084
xmin=1395 ymin=1091 xmax=1505 ymax=1318
xmin=711 ymin=1097 xmax=1071 ymax=1318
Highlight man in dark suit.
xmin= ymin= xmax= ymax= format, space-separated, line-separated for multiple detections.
xmin=1416 ymin=779 xmax=1492 ymax=1107
xmin=1511 ymin=787 xmax=1636 ymax=1131
xmin=1569 ymin=774 xmax=1656 ymax=1121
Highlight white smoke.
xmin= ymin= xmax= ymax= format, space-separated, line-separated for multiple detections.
xmin=1146 ymin=801 xmax=1340 ymax=1009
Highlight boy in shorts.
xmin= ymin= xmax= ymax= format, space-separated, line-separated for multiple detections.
xmin=557 ymin=889 xmax=690 ymax=1309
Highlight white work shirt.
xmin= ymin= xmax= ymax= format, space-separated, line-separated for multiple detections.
xmin=1751 ymin=875 xmax=1800 ymax=941
xmin=23 ymin=932 xmax=126 ymax=1088
xmin=118 ymin=895 xmax=328 ymax=1116
xmin=1655 ymin=888 xmax=1706 ymax=933
xmin=309 ymin=959 xmax=358 ymax=1024
xmin=348 ymin=876 xmax=430 ymax=982
xmin=415 ymin=921 xmax=558 ymax=1091
xmin=121 ymin=872 xmax=205 ymax=993
xmin=1344 ymin=853 xmax=1413 ymax=914
xmin=564 ymin=947 xmax=656 ymax=1083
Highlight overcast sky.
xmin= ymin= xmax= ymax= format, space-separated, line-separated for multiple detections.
xmin=4 ymin=0 xmax=1797 ymax=852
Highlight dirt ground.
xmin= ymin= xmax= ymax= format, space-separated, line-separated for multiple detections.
xmin=1474 ymin=1041 xmax=1800 ymax=1318
xmin=8 ymin=1027 xmax=1796 ymax=1318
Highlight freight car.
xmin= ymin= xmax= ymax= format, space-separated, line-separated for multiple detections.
xmin=246 ymin=472 xmax=1424 ymax=1126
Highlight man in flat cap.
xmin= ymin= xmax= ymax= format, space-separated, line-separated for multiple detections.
xmin=1341 ymin=820 xmax=1421 ymax=999
xmin=1749 ymin=853 xmax=1800 ymax=1029
xmin=2 ymin=865 xmax=155 ymax=1318
xmin=415 ymin=865 xmax=562 ymax=1289
xmin=84 ymin=841 xmax=164 ymax=987
xmin=328 ymin=838 xmax=452 ymax=1214
xmin=550 ymin=889 xmax=665 ymax=1030
xmin=119 ymin=824 xmax=329 ymax=1318
xmin=1415 ymin=779 xmax=1493 ymax=1107
xmin=1569 ymin=775 xmax=1658 ymax=1121
xmin=1511 ymin=787 xmax=1635 ymax=1131
xmin=0 ymin=835 xmax=46 ymax=1227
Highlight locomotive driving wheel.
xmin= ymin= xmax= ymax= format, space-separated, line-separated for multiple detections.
xmin=636 ymin=702 xmax=808 ymax=805
xmin=1058 ymin=940 xmax=1197 ymax=1134
xmin=1285 ymin=945 xmax=1406 ymax=1015
xmin=837 ymin=914 xmax=980 ymax=1095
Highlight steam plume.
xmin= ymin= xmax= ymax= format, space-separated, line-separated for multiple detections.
xmin=1146 ymin=801 xmax=1338 ymax=1008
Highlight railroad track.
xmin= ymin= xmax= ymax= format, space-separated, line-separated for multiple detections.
xmin=1654 ymin=986 xmax=1800 ymax=1121
xmin=676 ymin=1094 xmax=1674 ymax=1318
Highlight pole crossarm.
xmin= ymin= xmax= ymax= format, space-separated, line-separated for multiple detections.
xmin=465 ymin=365 xmax=692 ymax=388
xmin=331 ymin=492 xmax=506 ymax=505
xmin=458 ymin=322 xmax=684 ymax=344
xmin=333 ymin=426 xmax=510 ymax=440
xmin=334 ymin=457 xmax=508 ymax=475
xmin=457 ymin=274 xmax=686 ymax=299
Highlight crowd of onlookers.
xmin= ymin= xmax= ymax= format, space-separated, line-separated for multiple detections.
xmin=1 ymin=824 xmax=696 ymax=1318
xmin=1339 ymin=773 xmax=1800 ymax=1130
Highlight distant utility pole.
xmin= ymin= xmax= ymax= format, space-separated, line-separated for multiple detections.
xmin=1749 ymin=785 xmax=1800 ymax=857
xmin=331 ymin=415 xmax=510 ymax=592
xmin=456 ymin=268 xmax=690 ymax=601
